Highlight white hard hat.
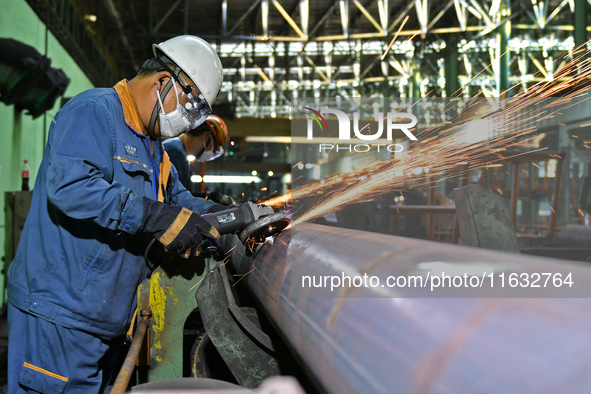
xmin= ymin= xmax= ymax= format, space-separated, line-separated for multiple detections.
xmin=153 ymin=35 xmax=223 ymax=110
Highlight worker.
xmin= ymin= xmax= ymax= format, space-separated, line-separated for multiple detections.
xmin=164 ymin=115 xmax=236 ymax=205
xmin=6 ymin=35 xmax=227 ymax=393
xmin=163 ymin=114 xmax=228 ymax=190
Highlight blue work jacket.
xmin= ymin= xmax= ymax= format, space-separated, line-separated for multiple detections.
xmin=162 ymin=137 xmax=191 ymax=189
xmin=7 ymin=81 xmax=215 ymax=339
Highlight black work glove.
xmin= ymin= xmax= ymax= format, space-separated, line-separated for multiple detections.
xmin=141 ymin=197 xmax=220 ymax=258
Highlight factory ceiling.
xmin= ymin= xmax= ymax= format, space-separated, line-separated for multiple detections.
xmin=24 ymin=0 xmax=587 ymax=117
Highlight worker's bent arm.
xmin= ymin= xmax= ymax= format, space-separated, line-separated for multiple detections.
xmin=45 ymin=98 xmax=145 ymax=234
xmin=166 ymin=164 xmax=217 ymax=213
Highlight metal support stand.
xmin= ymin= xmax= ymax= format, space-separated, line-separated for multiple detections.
xmin=195 ymin=264 xmax=279 ymax=388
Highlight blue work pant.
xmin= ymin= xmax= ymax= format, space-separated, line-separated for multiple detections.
xmin=7 ymin=303 xmax=120 ymax=393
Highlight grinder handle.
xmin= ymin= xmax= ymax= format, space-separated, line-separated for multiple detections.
xmin=200 ymin=203 xmax=258 ymax=235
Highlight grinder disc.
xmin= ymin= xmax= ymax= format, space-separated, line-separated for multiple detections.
xmin=238 ymin=212 xmax=290 ymax=245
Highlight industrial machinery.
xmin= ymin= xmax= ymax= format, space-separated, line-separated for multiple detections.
xmin=112 ymin=203 xmax=294 ymax=393
xmin=113 ymin=201 xmax=591 ymax=392
xmin=220 ymin=224 xmax=591 ymax=393
xmin=106 ymin=165 xmax=591 ymax=393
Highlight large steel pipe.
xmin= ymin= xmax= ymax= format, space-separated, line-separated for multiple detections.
xmin=225 ymin=223 xmax=591 ymax=393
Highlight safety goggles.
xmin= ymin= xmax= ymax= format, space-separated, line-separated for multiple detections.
xmin=181 ymin=89 xmax=211 ymax=129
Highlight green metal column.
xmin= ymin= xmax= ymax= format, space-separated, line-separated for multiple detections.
xmin=445 ymin=34 xmax=459 ymax=97
xmin=574 ymin=0 xmax=588 ymax=49
xmin=411 ymin=71 xmax=421 ymax=97
xmin=558 ymin=125 xmax=572 ymax=226
xmin=497 ymin=15 xmax=510 ymax=96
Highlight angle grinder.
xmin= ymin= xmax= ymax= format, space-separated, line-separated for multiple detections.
xmin=201 ymin=201 xmax=290 ymax=251
xmin=144 ymin=202 xmax=288 ymax=269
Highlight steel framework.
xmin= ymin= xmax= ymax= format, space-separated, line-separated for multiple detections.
xmin=24 ymin=0 xmax=591 ymax=116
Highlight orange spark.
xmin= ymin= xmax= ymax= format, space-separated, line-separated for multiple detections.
xmin=260 ymin=193 xmax=291 ymax=208
xmin=381 ymin=16 xmax=409 ymax=61
xmin=233 ymin=267 xmax=256 ymax=286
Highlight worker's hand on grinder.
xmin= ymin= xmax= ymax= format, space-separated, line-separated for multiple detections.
xmin=141 ymin=197 xmax=220 ymax=258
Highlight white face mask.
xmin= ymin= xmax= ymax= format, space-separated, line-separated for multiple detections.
xmin=156 ymin=80 xmax=190 ymax=138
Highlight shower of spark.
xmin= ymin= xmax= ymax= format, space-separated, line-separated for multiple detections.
xmin=289 ymin=44 xmax=591 ymax=226
xmin=260 ymin=192 xmax=291 ymax=208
